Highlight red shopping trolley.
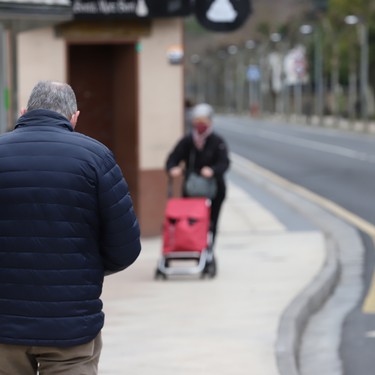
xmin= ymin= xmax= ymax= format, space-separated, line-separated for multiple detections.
xmin=154 ymin=196 xmax=216 ymax=279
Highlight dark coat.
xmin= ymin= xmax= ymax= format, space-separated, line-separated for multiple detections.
xmin=166 ymin=132 xmax=230 ymax=199
xmin=0 ymin=109 xmax=141 ymax=347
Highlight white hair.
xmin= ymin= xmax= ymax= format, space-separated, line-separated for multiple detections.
xmin=192 ymin=103 xmax=214 ymax=120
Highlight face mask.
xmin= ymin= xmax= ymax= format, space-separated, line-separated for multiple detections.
xmin=194 ymin=122 xmax=209 ymax=135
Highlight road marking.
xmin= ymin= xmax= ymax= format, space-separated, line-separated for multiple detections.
xmin=231 ymin=152 xmax=375 ymax=313
xmin=366 ymin=331 xmax=375 ymax=338
xmin=258 ymin=129 xmax=375 ymax=163
xmin=223 ymin=123 xmax=375 ymax=164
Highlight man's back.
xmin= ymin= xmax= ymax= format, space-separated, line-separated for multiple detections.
xmin=0 ymin=108 xmax=141 ymax=347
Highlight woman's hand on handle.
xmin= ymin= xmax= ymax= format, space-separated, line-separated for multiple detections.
xmin=169 ymin=166 xmax=182 ymax=178
xmin=201 ymin=167 xmax=214 ymax=178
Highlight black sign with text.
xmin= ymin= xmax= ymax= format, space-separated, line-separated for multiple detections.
xmin=194 ymin=0 xmax=252 ymax=32
xmin=72 ymin=0 xmax=252 ymax=32
xmin=73 ymin=0 xmax=192 ymax=19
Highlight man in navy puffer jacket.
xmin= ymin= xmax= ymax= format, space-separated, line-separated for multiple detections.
xmin=0 ymin=81 xmax=141 ymax=374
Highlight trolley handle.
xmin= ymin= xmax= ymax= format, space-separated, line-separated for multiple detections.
xmin=167 ymin=176 xmax=174 ymax=199
xmin=168 ymin=174 xmax=185 ymax=199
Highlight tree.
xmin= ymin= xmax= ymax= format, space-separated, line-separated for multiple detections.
xmin=327 ymin=0 xmax=375 ymax=116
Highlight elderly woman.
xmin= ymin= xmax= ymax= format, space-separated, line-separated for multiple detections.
xmin=166 ymin=103 xmax=230 ymax=245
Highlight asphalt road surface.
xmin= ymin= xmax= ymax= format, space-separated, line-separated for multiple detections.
xmin=214 ymin=115 xmax=375 ymax=375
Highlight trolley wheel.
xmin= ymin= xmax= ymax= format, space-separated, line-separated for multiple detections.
xmin=154 ymin=269 xmax=167 ymax=280
xmin=202 ymin=256 xmax=217 ymax=279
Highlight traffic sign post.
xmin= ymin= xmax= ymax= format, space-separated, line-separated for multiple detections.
xmin=247 ymin=65 xmax=261 ymax=116
xmin=246 ymin=64 xmax=261 ymax=82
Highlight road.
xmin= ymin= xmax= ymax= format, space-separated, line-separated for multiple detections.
xmin=215 ymin=116 xmax=375 ymax=224
xmin=214 ymin=115 xmax=375 ymax=375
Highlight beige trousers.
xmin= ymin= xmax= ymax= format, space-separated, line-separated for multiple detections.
xmin=0 ymin=333 xmax=102 ymax=375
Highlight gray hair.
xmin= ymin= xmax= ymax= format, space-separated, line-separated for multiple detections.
xmin=27 ymin=80 xmax=77 ymax=120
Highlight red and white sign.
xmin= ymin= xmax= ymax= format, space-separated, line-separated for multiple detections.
xmin=284 ymin=45 xmax=309 ymax=85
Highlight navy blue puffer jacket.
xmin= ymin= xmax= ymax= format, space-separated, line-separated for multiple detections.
xmin=0 ymin=109 xmax=141 ymax=347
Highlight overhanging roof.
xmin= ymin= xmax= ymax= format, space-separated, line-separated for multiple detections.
xmin=0 ymin=0 xmax=72 ymax=31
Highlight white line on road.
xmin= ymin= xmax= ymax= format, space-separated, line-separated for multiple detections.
xmin=365 ymin=331 xmax=375 ymax=338
xmin=220 ymin=122 xmax=375 ymax=164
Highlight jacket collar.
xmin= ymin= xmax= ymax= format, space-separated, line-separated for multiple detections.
xmin=15 ymin=109 xmax=74 ymax=132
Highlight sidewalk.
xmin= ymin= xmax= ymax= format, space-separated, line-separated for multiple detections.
xmin=98 ymin=181 xmax=326 ymax=375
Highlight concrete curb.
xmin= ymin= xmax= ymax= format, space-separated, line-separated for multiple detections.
xmin=275 ymin=235 xmax=340 ymax=375
xmin=230 ymin=153 xmax=363 ymax=375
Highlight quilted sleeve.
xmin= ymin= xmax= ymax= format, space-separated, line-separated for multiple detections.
xmin=98 ymin=151 xmax=141 ymax=275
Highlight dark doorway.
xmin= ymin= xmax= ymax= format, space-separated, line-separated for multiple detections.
xmin=68 ymin=43 xmax=139 ymax=209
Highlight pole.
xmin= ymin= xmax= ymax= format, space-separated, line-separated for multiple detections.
xmin=314 ymin=27 xmax=324 ymax=125
xmin=224 ymin=59 xmax=231 ymax=112
xmin=331 ymin=44 xmax=340 ymax=126
xmin=0 ymin=23 xmax=7 ymax=133
xmin=236 ymin=50 xmax=245 ymax=114
xmin=348 ymin=57 xmax=357 ymax=123
xmin=248 ymin=80 xmax=252 ymax=115
xmin=359 ymin=22 xmax=369 ymax=127
xmin=10 ymin=26 xmax=18 ymax=127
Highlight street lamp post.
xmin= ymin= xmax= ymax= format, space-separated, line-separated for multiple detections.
xmin=190 ymin=54 xmax=202 ymax=104
xmin=300 ymin=24 xmax=323 ymax=125
xmin=226 ymin=44 xmax=238 ymax=113
xmin=0 ymin=24 xmax=8 ymax=133
xmin=268 ymin=32 xmax=282 ymax=114
xmin=205 ymin=52 xmax=218 ymax=108
xmin=300 ymin=24 xmax=314 ymax=123
xmin=231 ymin=44 xmax=246 ymax=114
xmin=360 ymin=24 xmax=368 ymax=125
xmin=314 ymin=27 xmax=324 ymax=125
xmin=345 ymin=15 xmax=369 ymax=127
xmin=245 ymin=40 xmax=259 ymax=116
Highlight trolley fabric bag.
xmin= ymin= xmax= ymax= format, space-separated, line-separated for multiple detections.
xmin=163 ymin=198 xmax=210 ymax=254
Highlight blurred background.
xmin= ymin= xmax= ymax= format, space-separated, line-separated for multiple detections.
xmin=185 ymin=0 xmax=375 ymax=125
xmin=0 ymin=0 xmax=374 ymax=235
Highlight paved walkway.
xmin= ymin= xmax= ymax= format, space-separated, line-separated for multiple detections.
xmin=98 ymin=181 xmax=326 ymax=374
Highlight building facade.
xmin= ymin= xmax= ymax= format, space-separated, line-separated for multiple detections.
xmin=1 ymin=1 xmax=185 ymax=236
